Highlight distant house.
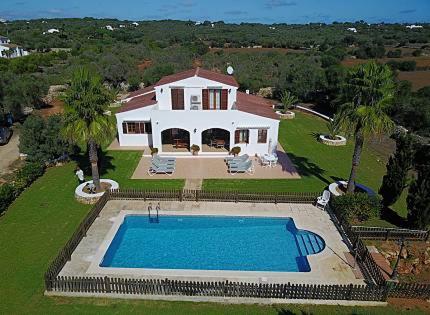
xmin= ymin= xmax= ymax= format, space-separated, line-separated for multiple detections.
xmin=116 ymin=68 xmax=280 ymax=156
xmin=0 ymin=43 xmax=29 ymax=58
xmin=0 ymin=35 xmax=10 ymax=44
xmin=132 ymin=22 xmax=139 ymax=26
xmin=105 ymin=25 xmax=114 ymax=31
xmin=347 ymin=27 xmax=357 ymax=33
xmin=119 ymin=24 xmax=126 ymax=28
xmin=406 ymin=25 xmax=423 ymax=29
xmin=43 ymin=28 xmax=60 ymax=34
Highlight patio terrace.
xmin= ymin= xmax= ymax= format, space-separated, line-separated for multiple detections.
xmin=132 ymin=146 xmax=300 ymax=179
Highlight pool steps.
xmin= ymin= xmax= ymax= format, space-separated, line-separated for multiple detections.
xmin=295 ymin=233 xmax=324 ymax=256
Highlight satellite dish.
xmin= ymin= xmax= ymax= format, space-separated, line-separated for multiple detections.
xmin=227 ymin=66 xmax=234 ymax=75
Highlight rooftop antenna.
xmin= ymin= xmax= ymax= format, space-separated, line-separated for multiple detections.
xmin=226 ymin=65 xmax=234 ymax=75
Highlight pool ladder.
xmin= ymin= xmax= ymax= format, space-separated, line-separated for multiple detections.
xmin=148 ymin=202 xmax=160 ymax=223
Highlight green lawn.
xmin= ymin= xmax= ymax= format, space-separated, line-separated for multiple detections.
xmin=99 ymin=150 xmax=184 ymax=189
xmin=203 ymin=112 xmax=406 ymax=225
xmin=0 ymin=165 xmax=425 ymax=314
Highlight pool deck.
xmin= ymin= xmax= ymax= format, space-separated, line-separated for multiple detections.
xmin=59 ymin=200 xmax=365 ymax=286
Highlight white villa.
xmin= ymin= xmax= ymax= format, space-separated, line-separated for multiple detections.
xmin=0 ymin=35 xmax=29 ymax=58
xmin=115 ymin=68 xmax=280 ymax=156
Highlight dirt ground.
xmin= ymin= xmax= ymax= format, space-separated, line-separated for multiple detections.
xmin=341 ymin=56 xmax=430 ymax=69
xmin=35 ymin=98 xmax=65 ymax=117
xmin=365 ymin=240 xmax=430 ymax=284
xmin=209 ymin=47 xmax=307 ymax=54
xmin=398 ymin=70 xmax=430 ymax=91
xmin=0 ymin=129 xmax=20 ymax=178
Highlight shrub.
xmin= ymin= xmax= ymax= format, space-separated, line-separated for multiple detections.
xmin=379 ymin=134 xmax=415 ymax=207
xmin=330 ymin=193 xmax=381 ymax=222
xmin=14 ymin=162 xmax=45 ymax=191
xmin=150 ymin=147 xmax=158 ymax=155
xmin=230 ymin=146 xmax=241 ymax=156
xmin=190 ymin=144 xmax=200 ymax=152
xmin=386 ymin=49 xmax=402 ymax=58
xmin=0 ymin=184 xmax=16 ymax=215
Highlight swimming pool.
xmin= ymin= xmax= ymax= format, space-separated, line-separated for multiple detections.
xmin=100 ymin=215 xmax=325 ymax=272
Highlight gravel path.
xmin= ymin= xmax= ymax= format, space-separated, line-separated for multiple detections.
xmin=0 ymin=130 xmax=20 ymax=175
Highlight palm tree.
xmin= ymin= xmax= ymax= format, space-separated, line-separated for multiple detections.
xmin=62 ymin=68 xmax=115 ymax=190
xmin=280 ymin=90 xmax=299 ymax=113
xmin=337 ymin=62 xmax=395 ymax=193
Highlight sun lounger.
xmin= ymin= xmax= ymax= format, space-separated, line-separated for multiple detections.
xmin=228 ymin=160 xmax=254 ymax=175
xmin=225 ymin=154 xmax=249 ymax=164
xmin=147 ymin=161 xmax=176 ymax=176
xmin=152 ymin=155 xmax=176 ymax=165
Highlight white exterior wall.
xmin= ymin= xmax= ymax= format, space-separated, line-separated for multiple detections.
xmin=116 ymin=107 xmax=279 ymax=156
xmin=115 ymin=76 xmax=279 ymax=156
xmin=115 ymin=106 xmax=155 ymax=147
xmin=155 ymin=76 xmax=237 ymax=110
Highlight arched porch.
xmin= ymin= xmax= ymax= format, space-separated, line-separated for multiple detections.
xmin=201 ymin=128 xmax=230 ymax=152
xmin=161 ymin=128 xmax=190 ymax=152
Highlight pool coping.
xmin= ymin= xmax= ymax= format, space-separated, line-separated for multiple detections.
xmin=79 ymin=204 xmax=359 ymax=284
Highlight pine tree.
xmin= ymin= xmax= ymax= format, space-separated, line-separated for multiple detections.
xmin=379 ymin=134 xmax=414 ymax=207
xmin=407 ymin=165 xmax=430 ymax=229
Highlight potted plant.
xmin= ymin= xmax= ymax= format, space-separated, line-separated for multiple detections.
xmin=230 ymin=146 xmax=241 ymax=156
xmin=150 ymin=147 xmax=158 ymax=156
xmin=276 ymin=90 xmax=298 ymax=119
xmin=319 ymin=115 xmax=347 ymax=146
xmin=191 ymin=144 xmax=200 ymax=155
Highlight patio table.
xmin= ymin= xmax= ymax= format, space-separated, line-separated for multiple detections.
xmin=263 ymin=154 xmax=277 ymax=167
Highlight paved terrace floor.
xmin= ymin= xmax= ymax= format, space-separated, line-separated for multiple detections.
xmin=132 ymin=148 xmax=300 ymax=179
xmin=60 ymin=200 xmax=365 ymax=285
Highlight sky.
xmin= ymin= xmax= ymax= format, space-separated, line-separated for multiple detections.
xmin=1 ymin=0 xmax=429 ymax=24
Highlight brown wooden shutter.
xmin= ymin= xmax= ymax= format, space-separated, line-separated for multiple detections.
xmin=235 ymin=130 xmax=240 ymax=143
xmin=202 ymin=89 xmax=209 ymax=110
xmin=178 ymin=88 xmax=184 ymax=109
xmin=171 ymin=88 xmax=184 ymax=110
xmin=122 ymin=122 xmax=128 ymax=134
xmin=171 ymin=89 xmax=178 ymax=109
xmin=221 ymin=89 xmax=228 ymax=110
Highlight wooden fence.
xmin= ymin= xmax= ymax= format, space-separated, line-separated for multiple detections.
xmin=351 ymin=226 xmax=430 ymax=241
xmin=44 ymin=189 xmax=430 ymax=301
xmin=326 ymin=206 xmax=387 ymax=286
xmin=108 ymin=189 xmax=319 ymax=204
xmin=47 ymin=277 xmax=387 ymax=301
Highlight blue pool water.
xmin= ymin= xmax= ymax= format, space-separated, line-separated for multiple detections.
xmin=100 ymin=215 xmax=325 ymax=272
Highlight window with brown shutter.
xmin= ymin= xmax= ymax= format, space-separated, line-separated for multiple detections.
xmin=258 ymin=129 xmax=268 ymax=143
xmin=221 ymin=89 xmax=228 ymax=109
xmin=122 ymin=121 xmax=152 ymax=134
xmin=235 ymin=129 xmax=249 ymax=144
xmin=171 ymin=88 xmax=184 ymax=110
xmin=202 ymin=89 xmax=209 ymax=110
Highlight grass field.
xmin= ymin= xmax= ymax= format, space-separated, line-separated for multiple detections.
xmin=0 ymin=163 xmax=426 ymax=314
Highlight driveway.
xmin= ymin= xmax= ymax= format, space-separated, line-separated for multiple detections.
xmin=0 ymin=130 xmax=20 ymax=175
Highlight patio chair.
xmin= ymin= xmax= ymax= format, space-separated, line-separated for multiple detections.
xmin=316 ymin=190 xmax=330 ymax=209
xmin=152 ymin=155 xmax=176 ymax=165
xmin=257 ymin=154 xmax=270 ymax=168
xmin=228 ymin=160 xmax=254 ymax=175
xmin=225 ymin=154 xmax=249 ymax=165
xmin=147 ymin=161 xmax=176 ymax=176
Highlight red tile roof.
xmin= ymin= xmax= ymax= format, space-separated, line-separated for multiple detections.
xmin=126 ymin=85 xmax=155 ymax=98
xmin=235 ymin=92 xmax=279 ymax=120
xmin=117 ymin=91 xmax=157 ymax=113
xmin=154 ymin=67 xmax=239 ymax=87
